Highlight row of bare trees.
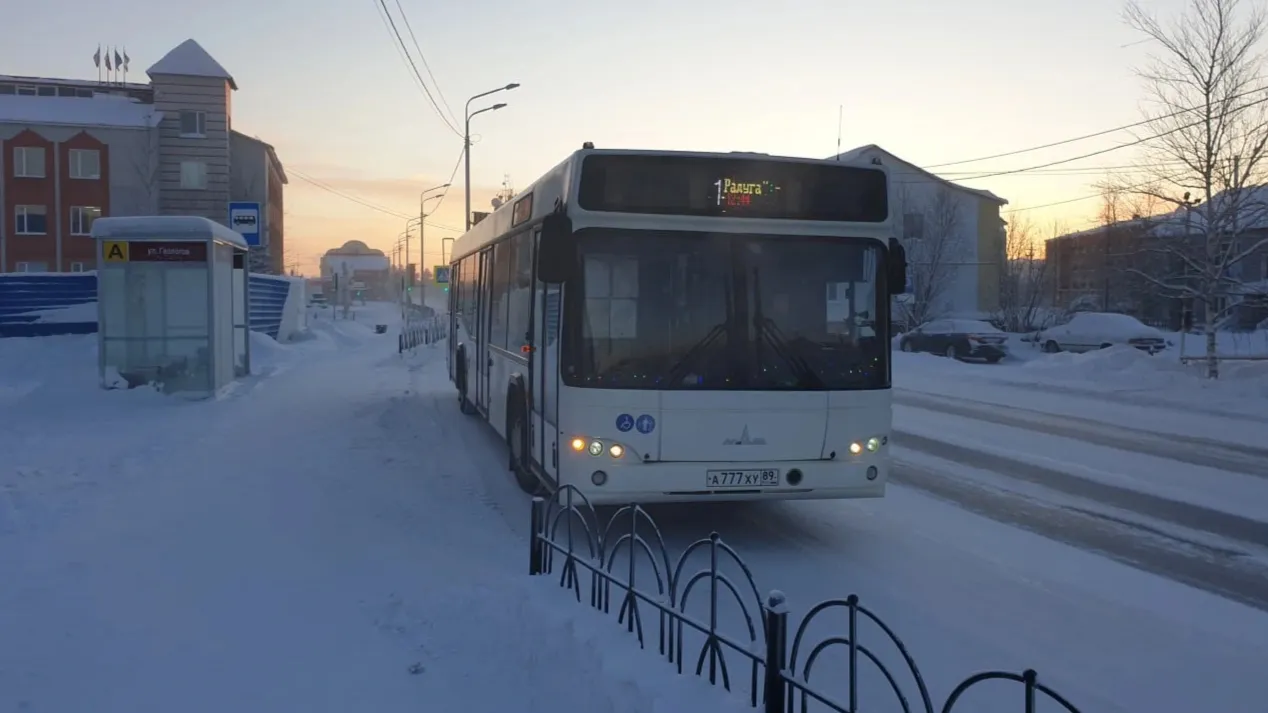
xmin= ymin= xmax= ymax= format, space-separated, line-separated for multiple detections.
xmin=1099 ymin=0 xmax=1268 ymax=377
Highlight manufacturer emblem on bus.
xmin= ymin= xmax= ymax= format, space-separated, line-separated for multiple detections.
xmin=723 ymin=426 xmax=766 ymax=446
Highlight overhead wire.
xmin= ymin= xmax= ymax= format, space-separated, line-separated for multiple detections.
xmin=289 ymin=169 xmax=463 ymax=232
xmin=391 ymin=0 xmax=459 ymax=128
xmin=924 ymin=84 xmax=1268 ymax=169
xmin=371 ymin=0 xmax=462 ymax=137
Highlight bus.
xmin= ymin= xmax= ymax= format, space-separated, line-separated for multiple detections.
xmin=446 ymin=146 xmax=907 ymax=505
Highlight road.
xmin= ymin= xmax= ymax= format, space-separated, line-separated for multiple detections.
xmin=418 ymin=359 xmax=1268 ymax=713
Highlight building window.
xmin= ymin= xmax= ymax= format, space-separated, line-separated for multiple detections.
xmin=13 ymin=146 xmax=46 ymax=178
xmin=70 ymin=206 xmax=102 ymax=235
xmin=0 ymin=84 xmax=14 ymax=95
xmin=180 ymin=111 xmax=206 ymax=137
xmin=69 ymin=148 xmax=101 ymax=179
xmin=36 ymin=86 xmax=56 ymax=97
xmin=70 ymin=262 xmax=87 ymax=272
xmin=903 ymin=212 xmax=925 ymax=240
xmin=15 ymin=205 xmax=48 ymax=235
xmin=180 ymin=160 xmax=208 ymax=189
xmin=16 ymin=85 xmax=36 ymax=96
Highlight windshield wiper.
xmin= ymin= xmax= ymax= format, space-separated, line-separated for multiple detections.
xmin=751 ymin=269 xmax=825 ymax=389
xmin=664 ymin=275 xmax=735 ymax=387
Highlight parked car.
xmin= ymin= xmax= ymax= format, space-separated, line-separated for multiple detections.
xmin=1036 ymin=312 xmax=1166 ymax=354
xmin=898 ymin=319 xmax=1009 ymax=363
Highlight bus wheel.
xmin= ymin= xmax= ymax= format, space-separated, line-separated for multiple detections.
xmin=507 ymin=402 xmax=541 ymax=495
xmin=456 ymin=358 xmax=476 ymax=415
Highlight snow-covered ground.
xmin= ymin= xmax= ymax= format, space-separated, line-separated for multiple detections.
xmin=0 ymin=303 xmax=747 ymax=713
xmin=3 ymin=305 xmax=1268 ymax=713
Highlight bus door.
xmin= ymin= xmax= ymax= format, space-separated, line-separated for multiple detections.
xmin=475 ymin=247 xmax=494 ymax=416
xmin=532 ymin=230 xmax=562 ymax=480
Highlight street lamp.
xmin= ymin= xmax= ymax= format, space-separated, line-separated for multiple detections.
xmin=418 ymin=182 xmax=449 ymax=310
xmin=465 ymin=83 xmax=519 ymax=230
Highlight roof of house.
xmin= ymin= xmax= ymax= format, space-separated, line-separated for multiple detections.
xmin=231 ymin=130 xmax=288 ymax=184
xmin=0 ymin=94 xmax=161 ymax=129
xmin=828 ymin=144 xmax=1008 ymax=205
xmin=146 ymin=39 xmax=237 ymax=90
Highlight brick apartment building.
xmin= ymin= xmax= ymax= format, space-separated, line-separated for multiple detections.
xmin=1047 ymin=205 xmax=1268 ymax=329
xmin=0 ymin=39 xmax=287 ymax=274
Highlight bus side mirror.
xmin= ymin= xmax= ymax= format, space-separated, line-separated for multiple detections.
xmin=888 ymin=238 xmax=908 ymax=294
xmin=537 ymin=213 xmax=575 ymax=284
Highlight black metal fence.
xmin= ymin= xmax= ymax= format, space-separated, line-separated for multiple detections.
xmin=529 ymin=487 xmax=1084 ymax=713
xmin=399 ymin=315 xmax=445 ymax=353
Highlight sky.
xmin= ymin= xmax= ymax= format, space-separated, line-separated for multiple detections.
xmin=4 ymin=0 xmax=1199 ymax=275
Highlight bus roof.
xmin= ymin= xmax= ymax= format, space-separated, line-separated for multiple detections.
xmin=450 ymin=147 xmax=890 ymax=262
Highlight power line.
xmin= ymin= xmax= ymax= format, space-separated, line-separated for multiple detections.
xmin=289 ymin=168 xmax=463 ymax=232
xmin=1006 ymin=172 xmax=1183 ymax=214
xmin=925 ymin=84 xmax=1268 ymax=169
xmin=391 ymin=0 xmax=459 ymax=128
xmin=946 ymin=91 xmax=1268 ymax=182
xmin=371 ymin=0 xmax=461 ymax=137
xmin=428 ymin=145 xmax=467 ymax=217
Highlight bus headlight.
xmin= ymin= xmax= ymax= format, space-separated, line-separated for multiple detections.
xmin=571 ymin=437 xmax=587 ymax=452
xmin=609 ymin=444 xmax=624 ymax=458
xmin=587 ymin=440 xmax=603 ymax=456
xmin=866 ymin=437 xmax=882 ymax=452
xmin=849 ymin=442 xmax=863 ymax=455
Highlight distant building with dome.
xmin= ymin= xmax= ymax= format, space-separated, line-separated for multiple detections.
xmin=319 ymin=240 xmax=390 ymax=299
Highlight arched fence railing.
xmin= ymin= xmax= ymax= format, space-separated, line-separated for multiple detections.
xmin=529 ymin=487 xmax=1084 ymax=713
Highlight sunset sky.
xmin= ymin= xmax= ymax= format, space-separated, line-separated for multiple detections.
xmin=5 ymin=0 xmax=1195 ymax=274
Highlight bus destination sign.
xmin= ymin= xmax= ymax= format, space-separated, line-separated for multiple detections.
xmin=713 ymin=177 xmax=781 ymax=211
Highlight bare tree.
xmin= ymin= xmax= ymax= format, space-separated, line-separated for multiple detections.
xmin=995 ymin=214 xmax=1053 ymax=332
xmin=897 ymin=185 xmax=964 ymax=326
xmin=1113 ymin=0 xmax=1268 ymax=377
xmin=129 ymin=125 xmax=160 ymax=215
xmin=1088 ymin=182 xmax=1169 ymax=314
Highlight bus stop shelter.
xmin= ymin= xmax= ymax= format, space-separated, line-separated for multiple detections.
xmin=92 ymin=216 xmax=250 ymax=398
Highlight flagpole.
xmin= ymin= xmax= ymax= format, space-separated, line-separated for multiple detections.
xmin=95 ymin=44 xmax=102 ymax=84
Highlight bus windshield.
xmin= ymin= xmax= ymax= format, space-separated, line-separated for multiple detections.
xmin=561 ymin=228 xmax=888 ymax=391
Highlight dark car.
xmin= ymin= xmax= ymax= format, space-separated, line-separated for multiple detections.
xmin=898 ymin=319 xmax=1009 ymax=363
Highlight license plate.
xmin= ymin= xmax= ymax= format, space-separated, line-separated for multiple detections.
xmin=705 ymin=469 xmax=780 ymax=488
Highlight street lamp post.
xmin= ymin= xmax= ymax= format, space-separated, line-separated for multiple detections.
xmin=464 ymin=83 xmax=519 ymax=230
xmin=418 ymin=182 xmax=449 ymax=313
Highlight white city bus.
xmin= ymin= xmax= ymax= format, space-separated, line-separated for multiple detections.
xmin=447 ymin=146 xmax=907 ymax=504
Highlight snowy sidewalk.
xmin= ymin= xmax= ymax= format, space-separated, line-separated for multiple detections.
xmin=0 ymin=312 xmax=745 ymax=713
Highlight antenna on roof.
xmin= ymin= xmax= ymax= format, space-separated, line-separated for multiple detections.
xmin=835 ymin=105 xmax=843 ymax=161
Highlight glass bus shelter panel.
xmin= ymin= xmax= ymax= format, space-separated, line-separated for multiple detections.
xmin=212 ymin=242 xmax=236 ymax=387
xmin=232 ymin=253 xmax=248 ymax=377
xmin=99 ymin=260 xmax=212 ymax=394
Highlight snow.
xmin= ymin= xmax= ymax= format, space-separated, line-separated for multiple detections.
xmin=92 ymin=215 xmax=249 ymax=249
xmin=0 ymin=94 xmax=162 ymax=129
xmin=0 ymin=302 xmax=746 ymax=713
xmin=145 ymin=39 xmax=237 ymax=89
xmin=23 ymin=300 xmax=97 ymax=323
xmin=895 ymin=332 xmax=1268 ymax=425
xmin=6 ymin=300 xmax=1268 ymax=713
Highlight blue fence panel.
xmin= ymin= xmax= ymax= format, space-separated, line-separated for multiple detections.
xmin=1 ymin=272 xmax=299 ymax=341
xmin=247 ymin=274 xmax=292 ymax=341
xmin=0 ymin=274 xmax=99 ymax=338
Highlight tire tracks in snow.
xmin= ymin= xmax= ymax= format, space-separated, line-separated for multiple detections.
xmin=890 ymin=394 xmax=1268 ymax=611
xmin=893 ymin=389 xmax=1268 ymax=478
xmin=889 ymin=462 xmax=1268 ymax=613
